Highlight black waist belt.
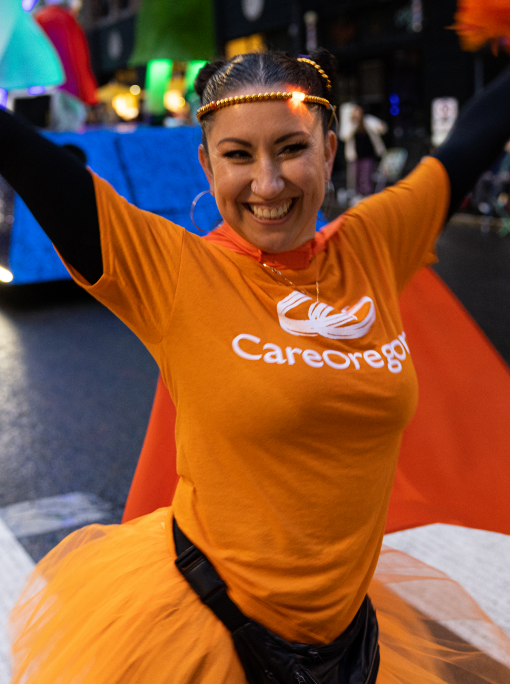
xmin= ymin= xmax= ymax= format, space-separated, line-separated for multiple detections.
xmin=173 ymin=518 xmax=380 ymax=684
xmin=173 ymin=517 xmax=249 ymax=632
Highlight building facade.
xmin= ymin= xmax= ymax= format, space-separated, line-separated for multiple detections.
xmin=213 ymin=0 xmax=510 ymax=166
xmin=80 ymin=0 xmax=142 ymax=84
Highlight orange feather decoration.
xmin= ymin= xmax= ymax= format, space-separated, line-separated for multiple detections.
xmin=452 ymin=0 xmax=510 ymax=53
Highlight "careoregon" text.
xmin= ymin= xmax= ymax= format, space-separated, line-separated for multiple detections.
xmin=232 ymin=332 xmax=410 ymax=374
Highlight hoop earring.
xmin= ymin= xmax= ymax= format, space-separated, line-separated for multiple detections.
xmin=190 ymin=189 xmax=212 ymax=233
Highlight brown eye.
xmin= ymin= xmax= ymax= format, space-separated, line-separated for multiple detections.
xmin=281 ymin=143 xmax=308 ymax=155
xmin=224 ymin=150 xmax=251 ymax=159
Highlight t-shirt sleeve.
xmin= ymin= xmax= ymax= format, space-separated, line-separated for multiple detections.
xmin=343 ymin=156 xmax=450 ymax=293
xmin=59 ymin=171 xmax=184 ymax=346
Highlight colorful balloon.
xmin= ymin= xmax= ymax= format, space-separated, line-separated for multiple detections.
xmin=0 ymin=0 xmax=64 ymax=91
xmin=35 ymin=5 xmax=98 ymax=106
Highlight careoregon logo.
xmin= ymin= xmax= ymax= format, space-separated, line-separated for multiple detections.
xmin=277 ymin=292 xmax=376 ymax=339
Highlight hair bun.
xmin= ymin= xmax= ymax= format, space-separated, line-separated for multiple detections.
xmin=308 ymin=48 xmax=338 ymax=104
xmin=194 ymin=59 xmax=228 ymax=101
xmin=308 ymin=49 xmax=337 ymax=82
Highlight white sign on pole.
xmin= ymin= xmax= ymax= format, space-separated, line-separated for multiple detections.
xmin=432 ymin=97 xmax=459 ymax=147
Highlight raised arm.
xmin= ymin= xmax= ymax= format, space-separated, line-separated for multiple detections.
xmin=434 ymin=65 xmax=510 ymax=216
xmin=0 ymin=107 xmax=102 ymax=284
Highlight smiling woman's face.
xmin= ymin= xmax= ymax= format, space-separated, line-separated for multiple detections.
xmin=198 ymin=87 xmax=337 ymax=254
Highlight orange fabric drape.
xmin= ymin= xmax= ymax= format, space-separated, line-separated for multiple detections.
xmin=122 ymin=375 xmax=178 ymax=523
xmin=123 ymin=267 xmax=510 ymax=536
xmin=387 ymin=266 xmax=510 ymax=534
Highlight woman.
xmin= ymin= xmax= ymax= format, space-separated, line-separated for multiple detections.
xmin=1 ymin=49 xmax=510 ymax=683
xmin=339 ymin=103 xmax=387 ymax=197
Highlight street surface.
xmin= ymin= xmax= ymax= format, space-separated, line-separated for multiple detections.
xmin=0 ymin=219 xmax=509 ymax=679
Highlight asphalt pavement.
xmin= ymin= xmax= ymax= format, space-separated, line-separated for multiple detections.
xmin=0 ymin=280 xmax=159 ymax=561
xmin=0 ymin=218 xmax=509 ymax=679
xmin=434 ymin=219 xmax=510 ymax=362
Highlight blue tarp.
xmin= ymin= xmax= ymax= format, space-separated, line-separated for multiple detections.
xmin=9 ymin=125 xmax=220 ymax=284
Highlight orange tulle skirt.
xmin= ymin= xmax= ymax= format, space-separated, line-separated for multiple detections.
xmin=8 ymin=508 xmax=510 ymax=684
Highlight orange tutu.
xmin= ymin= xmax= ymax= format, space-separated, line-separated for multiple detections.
xmin=8 ymin=508 xmax=510 ymax=684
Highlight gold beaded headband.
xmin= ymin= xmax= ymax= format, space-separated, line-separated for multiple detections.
xmin=196 ymin=91 xmax=332 ymax=122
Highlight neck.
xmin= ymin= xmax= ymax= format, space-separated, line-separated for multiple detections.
xmin=203 ymin=220 xmax=342 ymax=270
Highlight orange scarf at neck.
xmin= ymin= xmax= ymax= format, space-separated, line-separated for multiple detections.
xmin=203 ymin=220 xmax=342 ymax=271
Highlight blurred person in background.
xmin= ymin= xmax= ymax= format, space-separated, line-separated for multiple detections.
xmin=340 ymin=102 xmax=387 ymax=200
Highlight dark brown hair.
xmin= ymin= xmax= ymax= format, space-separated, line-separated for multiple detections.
xmin=195 ymin=49 xmax=338 ymax=146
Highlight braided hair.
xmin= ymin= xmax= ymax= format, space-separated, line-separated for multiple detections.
xmin=194 ymin=49 xmax=338 ymax=148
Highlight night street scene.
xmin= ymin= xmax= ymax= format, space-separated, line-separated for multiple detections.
xmin=1 ymin=0 xmax=510 ymax=682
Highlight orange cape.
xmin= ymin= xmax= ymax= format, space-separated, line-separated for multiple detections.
xmin=122 ymin=231 xmax=510 ymax=536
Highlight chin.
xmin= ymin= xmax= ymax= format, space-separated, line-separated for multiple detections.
xmin=244 ymin=222 xmax=315 ymax=254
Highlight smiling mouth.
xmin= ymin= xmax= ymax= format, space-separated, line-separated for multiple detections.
xmin=247 ymin=199 xmax=295 ymax=220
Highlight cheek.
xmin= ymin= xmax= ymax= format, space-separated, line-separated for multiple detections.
xmin=288 ymin=158 xmax=325 ymax=198
xmin=212 ymin=164 xmax=249 ymax=202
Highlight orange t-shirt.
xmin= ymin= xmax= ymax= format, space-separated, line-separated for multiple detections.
xmin=64 ymin=157 xmax=449 ymax=645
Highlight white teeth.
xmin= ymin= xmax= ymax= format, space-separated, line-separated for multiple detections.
xmin=250 ymin=200 xmax=292 ymax=220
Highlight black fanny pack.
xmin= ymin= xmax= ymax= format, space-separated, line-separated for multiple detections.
xmin=173 ymin=519 xmax=380 ymax=684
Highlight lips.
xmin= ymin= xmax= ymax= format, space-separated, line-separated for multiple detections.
xmin=248 ymin=199 xmax=294 ymax=220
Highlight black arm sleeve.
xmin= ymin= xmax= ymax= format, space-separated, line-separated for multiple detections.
xmin=0 ymin=107 xmax=102 ymax=284
xmin=434 ymin=66 xmax=510 ymax=216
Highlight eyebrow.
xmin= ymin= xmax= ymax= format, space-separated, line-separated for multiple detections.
xmin=217 ymin=131 xmax=309 ymax=147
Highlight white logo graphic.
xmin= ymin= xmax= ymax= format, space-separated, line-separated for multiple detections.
xmin=277 ymin=292 xmax=376 ymax=339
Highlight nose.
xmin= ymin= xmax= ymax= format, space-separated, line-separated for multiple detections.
xmin=251 ymin=158 xmax=285 ymax=199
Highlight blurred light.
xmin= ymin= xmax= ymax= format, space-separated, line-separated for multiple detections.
xmin=0 ymin=267 xmax=13 ymax=283
xmin=21 ymin=0 xmax=38 ymax=11
xmin=164 ymin=89 xmax=186 ymax=112
xmin=0 ymin=89 xmax=7 ymax=109
xmin=145 ymin=59 xmax=173 ymax=115
xmin=389 ymin=105 xmax=400 ymax=116
xmin=96 ymin=82 xmax=129 ymax=103
xmin=411 ymin=0 xmax=423 ymax=32
xmin=27 ymin=86 xmax=46 ymax=96
xmin=130 ymin=85 xmax=141 ymax=95
xmin=112 ymin=93 xmax=139 ymax=120
xmin=225 ymin=34 xmax=265 ymax=59
xmin=292 ymin=91 xmax=306 ymax=102
xmin=389 ymin=93 xmax=400 ymax=105
xmin=184 ymin=61 xmax=208 ymax=92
